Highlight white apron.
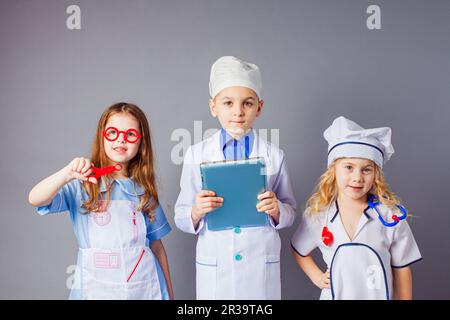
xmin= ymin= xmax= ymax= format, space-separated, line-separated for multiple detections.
xmin=291 ymin=201 xmax=422 ymax=300
xmin=79 ymin=200 xmax=161 ymax=300
xmin=329 ymin=243 xmax=390 ymax=300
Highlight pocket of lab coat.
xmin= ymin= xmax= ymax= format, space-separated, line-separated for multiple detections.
xmin=196 ymin=255 xmax=217 ymax=300
xmin=264 ymin=254 xmax=281 ymax=299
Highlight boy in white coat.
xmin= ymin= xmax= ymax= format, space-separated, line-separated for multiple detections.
xmin=174 ymin=56 xmax=297 ymax=299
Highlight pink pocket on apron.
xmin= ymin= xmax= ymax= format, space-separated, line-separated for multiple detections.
xmin=93 ymin=211 xmax=112 ymax=226
xmin=94 ymin=252 xmax=121 ymax=269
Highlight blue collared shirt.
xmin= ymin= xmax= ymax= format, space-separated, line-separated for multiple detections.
xmin=220 ymin=128 xmax=254 ymax=160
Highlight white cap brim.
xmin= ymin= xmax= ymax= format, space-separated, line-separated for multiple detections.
xmin=209 ymin=79 xmax=261 ymax=99
xmin=327 ymin=142 xmax=384 ymax=168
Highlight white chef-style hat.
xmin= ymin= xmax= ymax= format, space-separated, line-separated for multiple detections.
xmin=324 ymin=116 xmax=394 ymax=169
xmin=209 ymin=56 xmax=262 ymax=99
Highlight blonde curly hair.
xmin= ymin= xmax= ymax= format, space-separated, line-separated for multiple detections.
xmin=306 ymin=159 xmax=401 ymax=215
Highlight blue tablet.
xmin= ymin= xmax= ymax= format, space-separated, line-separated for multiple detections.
xmin=200 ymin=157 xmax=269 ymax=231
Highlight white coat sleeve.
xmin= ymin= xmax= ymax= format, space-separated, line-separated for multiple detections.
xmin=390 ymin=220 xmax=422 ymax=268
xmin=268 ymin=151 xmax=297 ymax=230
xmin=290 ymin=212 xmax=319 ymax=257
xmin=174 ymin=146 xmax=205 ymax=234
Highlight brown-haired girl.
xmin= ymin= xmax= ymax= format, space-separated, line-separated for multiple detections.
xmin=29 ymin=102 xmax=173 ymax=300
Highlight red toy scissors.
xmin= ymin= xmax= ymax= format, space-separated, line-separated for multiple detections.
xmin=87 ymin=163 xmax=123 ymax=183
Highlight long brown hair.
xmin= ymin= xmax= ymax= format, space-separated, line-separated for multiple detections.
xmin=306 ymin=159 xmax=400 ymax=215
xmin=81 ymin=102 xmax=159 ymax=216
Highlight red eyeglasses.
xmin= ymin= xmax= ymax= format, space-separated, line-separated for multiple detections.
xmin=103 ymin=127 xmax=142 ymax=143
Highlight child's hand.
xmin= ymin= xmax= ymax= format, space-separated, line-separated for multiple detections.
xmin=313 ymin=270 xmax=331 ymax=289
xmin=256 ymin=191 xmax=280 ymax=223
xmin=191 ymin=190 xmax=223 ymax=222
xmin=63 ymin=157 xmax=97 ymax=184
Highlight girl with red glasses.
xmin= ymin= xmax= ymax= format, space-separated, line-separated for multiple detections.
xmin=28 ymin=103 xmax=173 ymax=300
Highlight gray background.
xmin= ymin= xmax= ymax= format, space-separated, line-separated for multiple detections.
xmin=1 ymin=0 xmax=449 ymax=299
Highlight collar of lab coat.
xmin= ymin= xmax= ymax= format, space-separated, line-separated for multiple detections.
xmin=98 ymin=177 xmax=145 ymax=196
xmin=207 ymin=129 xmax=271 ymax=166
xmin=329 ymin=200 xmax=372 ymax=223
xmin=328 ymin=200 xmax=373 ymax=240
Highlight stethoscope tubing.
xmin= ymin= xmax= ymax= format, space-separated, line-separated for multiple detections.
xmin=367 ymin=195 xmax=408 ymax=227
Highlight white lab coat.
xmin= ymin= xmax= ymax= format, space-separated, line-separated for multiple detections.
xmin=291 ymin=201 xmax=422 ymax=300
xmin=175 ymin=129 xmax=297 ymax=299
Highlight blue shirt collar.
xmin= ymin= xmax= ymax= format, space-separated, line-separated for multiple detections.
xmin=220 ymin=128 xmax=254 ymax=149
xmin=220 ymin=128 xmax=255 ymax=160
xmin=99 ymin=177 xmax=145 ymax=196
